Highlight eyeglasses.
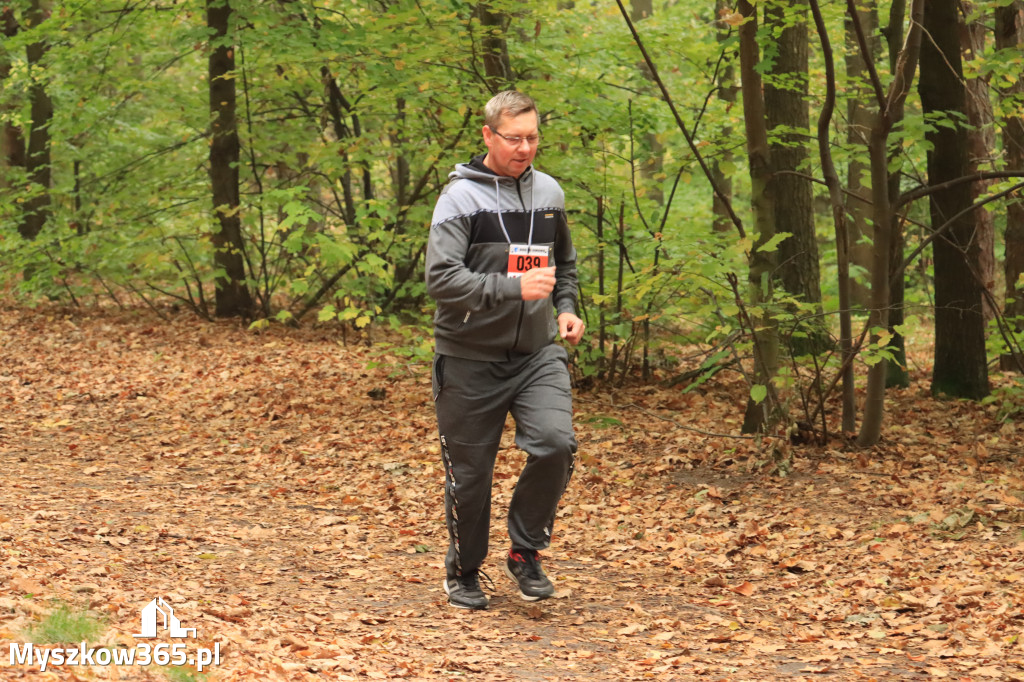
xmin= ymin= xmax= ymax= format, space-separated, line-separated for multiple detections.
xmin=491 ymin=129 xmax=541 ymax=147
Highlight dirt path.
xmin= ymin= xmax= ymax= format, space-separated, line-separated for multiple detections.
xmin=1 ymin=306 xmax=1023 ymax=681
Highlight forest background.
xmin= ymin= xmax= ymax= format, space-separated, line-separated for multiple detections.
xmin=2 ymin=0 xmax=1024 ymax=450
xmin=3 ymin=2 xmax=1024 ymax=679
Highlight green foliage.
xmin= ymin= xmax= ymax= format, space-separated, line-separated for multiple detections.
xmin=0 ymin=0 xmax=758 ymax=382
xmin=27 ymin=603 xmax=105 ymax=645
xmin=982 ymin=378 xmax=1024 ymax=423
xmin=163 ymin=667 xmax=208 ymax=682
xmin=1 ymin=0 xmax=481 ymax=322
xmin=3 ymin=0 xmax=1022 ymax=436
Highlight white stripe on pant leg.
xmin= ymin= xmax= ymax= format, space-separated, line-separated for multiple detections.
xmin=440 ymin=435 xmax=464 ymax=576
xmin=544 ymin=452 xmax=576 ymax=540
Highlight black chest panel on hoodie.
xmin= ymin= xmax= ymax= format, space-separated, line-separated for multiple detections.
xmin=469 ymin=209 xmax=558 ymax=246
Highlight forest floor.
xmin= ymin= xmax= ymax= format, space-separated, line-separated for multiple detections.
xmin=0 ymin=304 xmax=1023 ymax=682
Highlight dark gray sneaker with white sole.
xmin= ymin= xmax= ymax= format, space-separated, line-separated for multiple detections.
xmin=504 ymin=550 xmax=554 ymax=601
xmin=443 ymin=570 xmax=489 ymax=610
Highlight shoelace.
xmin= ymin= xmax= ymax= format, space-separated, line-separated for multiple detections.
xmin=510 ymin=551 xmax=542 ymax=580
xmin=462 ymin=568 xmax=495 ymax=592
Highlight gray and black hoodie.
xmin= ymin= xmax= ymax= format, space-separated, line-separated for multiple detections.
xmin=426 ymin=155 xmax=578 ymax=362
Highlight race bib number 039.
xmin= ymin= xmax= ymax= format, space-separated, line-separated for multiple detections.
xmin=507 ymin=244 xmax=550 ymax=278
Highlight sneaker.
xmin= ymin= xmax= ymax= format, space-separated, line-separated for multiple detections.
xmin=443 ymin=569 xmax=490 ymax=610
xmin=504 ymin=550 xmax=554 ymax=601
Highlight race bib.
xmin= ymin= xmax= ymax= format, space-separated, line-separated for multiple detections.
xmin=507 ymin=244 xmax=550 ymax=278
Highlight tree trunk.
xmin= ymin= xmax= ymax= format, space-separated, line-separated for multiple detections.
xmin=844 ymin=4 xmax=879 ymax=308
xmin=920 ymin=0 xmax=989 ymax=399
xmin=764 ymin=0 xmax=824 ymax=356
xmin=208 ymin=0 xmax=253 ymax=318
xmin=473 ymin=2 xmax=512 ymax=92
xmin=1 ymin=8 xmax=25 ymax=192
xmin=856 ymin=0 xmax=925 ymax=447
xmin=632 ymin=0 xmax=664 ymax=207
xmin=391 ymin=97 xmax=410 ymax=208
xmin=858 ymin=126 xmax=895 ymax=446
xmin=19 ymin=0 xmax=53 ymax=241
xmin=883 ymin=3 xmax=910 ymax=389
xmin=321 ymin=67 xmax=358 ymax=227
xmin=959 ymin=1 xmax=998 ymax=322
xmin=997 ymin=2 xmax=1024 ymax=353
xmin=808 ymin=0 xmax=856 ymax=433
xmin=632 ymin=0 xmax=662 ymax=380
xmin=738 ymin=0 xmax=781 ymax=434
xmin=712 ymin=0 xmax=738 ymax=234
xmin=886 ymin=213 xmax=911 ymax=387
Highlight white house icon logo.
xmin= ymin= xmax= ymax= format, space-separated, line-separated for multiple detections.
xmin=132 ymin=598 xmax=196 ymax=639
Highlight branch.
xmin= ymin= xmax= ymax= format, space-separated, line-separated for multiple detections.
xmin=894 ymin=180 xmax=1024 ymax=285
xmin=627 ymin=102 xmax=652 ymax=236
xmin=811 ymin=1 xmax=839 ymax=187
xmin=846 ymin=0 xmax=887 ymax=109
xmin=885 ymin=0 xmax=926 ymax=118
xmin=615 ymin=0 xmax=745 ymax=239
xmin=290 ymin=260 xmax=360 ymax=322
xmin=807 ymin=313 xmax=874 ymax=428
xmin=808 ymin=0 xmax=856 ymax=436
xmin=898 ymin=171 xmax=1024 ymax=207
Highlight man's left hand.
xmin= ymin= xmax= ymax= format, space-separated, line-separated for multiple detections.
xmin=558 ymin=312 xmax=586 ymax=346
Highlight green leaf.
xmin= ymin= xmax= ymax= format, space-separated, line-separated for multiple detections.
xmin=754 ymin=232 xmax=792 ymax=254
xmin=317 ymin=305 xmax=337 ymax=323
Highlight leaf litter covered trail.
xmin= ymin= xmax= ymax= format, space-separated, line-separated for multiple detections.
xmin=1 ymin=306 xmax=1023 ymax=682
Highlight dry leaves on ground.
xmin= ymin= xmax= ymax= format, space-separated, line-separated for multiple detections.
xmin=1 ymin=306 xmax=1023 ymax=681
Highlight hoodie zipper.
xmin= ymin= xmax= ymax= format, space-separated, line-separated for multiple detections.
xmin=463 ymin=163 xmax=537 ymax=353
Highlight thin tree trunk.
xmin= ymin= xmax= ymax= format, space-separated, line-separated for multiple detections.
xmin=473 ymin=2 xmax=512 ymax=92
xmin=208 ymin=0 xmax=253 ymax=318
xmin=632 ymin=0 xmax=664 ymax=206
xmin=856 ymin=0 xmax=925 ymax=447
xmin=844 ymin=4 xmax=878 ymax=308
xmin=391 ymin=97 xmax=410 ymax=208
xmin=921 ymin=0 xmax=989 ymax=400
xmin=997 ymin=1 xmax=1024 ymax=366
xmin=1 ymin=8 xmax=25 ymax=193
xmin=738 ymin=0 xmax=780 ymax=434
xmin=612 ymin=202 xmax=626 ymax=384
xmin=321 ymin=67 xmax=358 ymax=227
xmin=712 ymin=0 xmax=738 ymax=234
xmin=597 ymin=196 xmax=607 ymax=371
xmin=883 ymin=4 xmax=910 ymax=389
xmin=631 ymin=0 xmax=662 ymax=380
xmin=886 ymin=212 xmax=910 ymax=387
xmin=808 ymin=0 xmax=857 ymax=433
xmin=859 ymin=126 xmax=895 ymax=445
xmin=19 ymin=0 xmax=53 ymax=241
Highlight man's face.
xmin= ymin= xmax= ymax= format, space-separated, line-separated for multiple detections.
xmin=482 ymin=110 xmax=540 ymax=179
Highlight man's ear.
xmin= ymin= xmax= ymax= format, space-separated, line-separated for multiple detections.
xmin=481 ymin=124 xmax=493 ymax=144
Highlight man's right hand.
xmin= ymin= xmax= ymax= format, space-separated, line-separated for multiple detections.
xmin=520 ymin=266 xmax=556 ymax=301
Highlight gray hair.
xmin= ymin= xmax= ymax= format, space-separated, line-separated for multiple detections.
xmin=483 ymin=91 xmax=538 ymax=130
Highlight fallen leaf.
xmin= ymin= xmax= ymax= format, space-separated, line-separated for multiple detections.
xmin=617 ymin=623 xmax=647 ymax=636
xmin=730 ymin=581 xmax=756 ymax=597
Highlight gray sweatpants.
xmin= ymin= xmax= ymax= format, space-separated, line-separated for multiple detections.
xmin=432 ymin=343 xmax=577 ymax=579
